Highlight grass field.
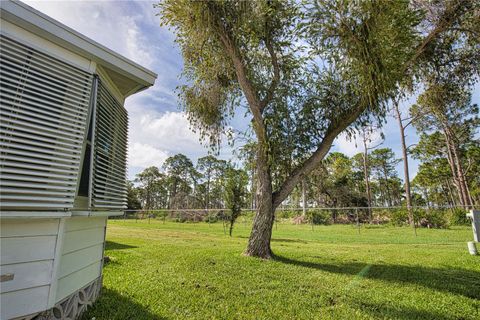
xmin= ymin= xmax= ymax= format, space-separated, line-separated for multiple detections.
xmin=82 ymin=219 xmax=479 ymax=320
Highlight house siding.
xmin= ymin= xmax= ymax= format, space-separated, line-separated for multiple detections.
xmin=55 ymin=216 xmax=106 ymax=303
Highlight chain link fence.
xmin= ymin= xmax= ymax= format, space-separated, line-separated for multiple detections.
xmin=113 ymin=205 xmax=477 ymax=232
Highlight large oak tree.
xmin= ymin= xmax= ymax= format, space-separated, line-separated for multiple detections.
xmin=158 ymin=0 xmax=471 ymax=258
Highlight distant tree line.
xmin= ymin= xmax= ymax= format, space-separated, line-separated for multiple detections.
xmin=128 ymin=89 xmax=479 ymax=212
xmin=128 ymin=155 xmax=249 ymax=212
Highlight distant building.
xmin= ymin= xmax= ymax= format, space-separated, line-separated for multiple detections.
xmin=0 ymin=1 xmax=156 ymax=319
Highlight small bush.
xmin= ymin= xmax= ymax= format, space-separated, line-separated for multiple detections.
xmin=418 ymin=209 xmax=449 ymax=229
xmin=205 ymin=213 xmax=219 ymax=223
xmin=371 ymin=209 xmax=394 ymax=225
xmin=308 ymin=210 xmax=332 ymax=225
xmin=204 ymin=210 xmax=228 ymax=223
xmin=277 ymin=210 xmax=297 ymax=219
xmin=448 ymin=208 xmax=470 ymax=226
xmin=153 ymin=210 xmax=168 ymax=220
xmin=389 ymin=208 xmax=409 ymax=226
xmin=174 ymin=214 xmax=188 ymax=223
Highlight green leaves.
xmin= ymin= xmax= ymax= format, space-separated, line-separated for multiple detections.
xmin=306 ymin=0 xmax=422 ymax=116
xmin=157 ymin=0 xmax=474 ymax=217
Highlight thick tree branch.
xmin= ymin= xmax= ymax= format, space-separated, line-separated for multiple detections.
xmin=405 ymin=110 xmax=429 ymax=128
xmin=403 ymin=0 xmax=466 ymax=73
xmin=260 ymin=37 xmax=280 ymax=112
xmin=205 ymin=4 xmax=268 ymax=144
xmin=272 ymin=104 xmax=366 ymax=208
xmin=271 ymin=0 xmax=465 ymax=209
xmin=218 ymin=35 xmax=272 ymax=185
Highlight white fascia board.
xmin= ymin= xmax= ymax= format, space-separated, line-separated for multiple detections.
xmin=0 ymin=0 xmax=157 ymax=90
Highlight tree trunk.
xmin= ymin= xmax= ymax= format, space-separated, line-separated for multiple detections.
xmin=245 ymin=144 xmax=275 ymax=259
xmin=449 ymin=134 xmax=472 ymax=207
xmin=245 ymin=185 xmax=274 ymax=258
xmin=443 ymin=132 xmax=464 ymax=206
xmin=394 ymin=102 xmax=415 ymax=231
xmin=445 ymin=179 xmax=456 ymax=206
xmin=362 ymin=137 xmax=373 ymax=222
xmin=251 ymin=167 xmax=256 ymax=210
xmin=382 ymin=167 xmax=393 ymax=207
xmin=170 ymin=179 xmax=178 ymax=209
xmin=442 ymin=127 xmax=471 ymax=207
xmin=206 ymin=176 xmax=210 ymax=210
xmin=424 ymin=188 xmax=430 ymax=208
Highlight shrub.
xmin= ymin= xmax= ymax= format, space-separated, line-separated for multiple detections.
xmin=389 ymin=208 xmax=409 ymax=226
xmin=154 ymin=210 xmax=168 ymax=220
xmin=204 ymin=210 xmax=228 ymax=224
xmin=277 ymin=210 xmax=297 ymax=219
xmin=308 ymin=210 xmax=332 ymax=225
xmin=418 ymin=209 xmax=449 ymax=229
xmin=205 ymin=213 xmax=219 ymax=223
xmin=174 ymin=214 xmax=188 ymax=223
xmin=170 ymin=210 xmax=205 ymax=223
xmin=372 ymin=209 xmax=393 ymax=224
xmin=448 ymin=208 xmax=470 ymax=226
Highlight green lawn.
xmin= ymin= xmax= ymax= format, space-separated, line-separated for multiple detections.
xmin=82 ymin=220 xmax=479 ymax=320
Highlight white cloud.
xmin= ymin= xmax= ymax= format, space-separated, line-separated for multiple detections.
xmin=23 ymin=0 xmax=155 ymax=68
xmin=333 ymin=130 xmax=383 ymax=157
xmin=128 ymin=108 xmax=205 ymax=154
xmin=125 ymin=19 xmax=154 ymax=68
xmin=128 ymin=142 xmax=169 ymax=168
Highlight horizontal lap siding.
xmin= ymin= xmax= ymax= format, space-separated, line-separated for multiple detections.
xmin=0 ymin=219 xmax=60 ymax=319
xmin=0 ymin=219 xmax=59 ymax=265
xmin=55 ymin=217 xmax=106 ymax=302
xmin=58 ymin=243 xmax=103 ymax=278
xmin=1 ymin=286 xmax=50 ymax=320
xmin=0 ymin=260 xmax=53 ymax=293
xmin=0 ymin=35 xmax=92 ymax=210
xmin=56 ymin=261 xmax=102 ymax=302
xmin=0 ymin=218 xmax=59 ymax=237
xmin=0 ymin=236 xmax=56 ymax=265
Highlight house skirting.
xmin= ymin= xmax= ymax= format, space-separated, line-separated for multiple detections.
xmin=13 ymin=277 xmax=102 ymax=320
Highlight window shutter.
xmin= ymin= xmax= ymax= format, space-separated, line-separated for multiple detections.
xmin=91 ymin=81 xmax=128 ymax=209
xmin=0 ymin=35 xmax=92 ymax=210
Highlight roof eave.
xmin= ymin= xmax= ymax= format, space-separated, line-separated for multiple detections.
xmin=0 ymin=0 xmax=157 ymax=93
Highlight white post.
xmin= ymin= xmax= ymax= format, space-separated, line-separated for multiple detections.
xmin=466 ymin=210 xmax=479 ymax=255
xmin=302 ymin=179 xmax=306 ymax=216
xmin=466 ymin=210 xmax=479 ymax=242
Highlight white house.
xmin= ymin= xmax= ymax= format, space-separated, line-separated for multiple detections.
xmin=0 ymin=1 xmax=156 ymax=319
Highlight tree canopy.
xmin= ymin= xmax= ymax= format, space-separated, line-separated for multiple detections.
xmin=157 ymin=0 xmax=476 ymax=258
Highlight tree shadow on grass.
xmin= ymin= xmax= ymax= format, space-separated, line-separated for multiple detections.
xmin=351 ymin=301 xmax=453 ymax=320
xmin=237 ymin=236 xmax=307 ymax=244
xmin=273 ymin=255 xmax=480 ymax=299
xmin=81 ymin=288 xmax=166 ymax=320
xmin=105 ymin=241 xmax=138 ymax=250
xmin=271 ymin=238 xmax=308 ymax=244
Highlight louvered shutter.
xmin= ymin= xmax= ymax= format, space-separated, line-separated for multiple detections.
xmin=91 ymin=81 xmax=128 ymax=209
xmin=0 ymin=35 xmax=92 ymax=210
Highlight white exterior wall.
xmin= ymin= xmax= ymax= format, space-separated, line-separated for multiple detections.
xmin=0 ymin=1 xmax=155 ymax=318
xmin=0 ymin=219 xmax=59 ymax=319
xmin=0 ymin=217 xmax=107 ymax=319
xmin=55 ymin=217 xmax=106 ymax=302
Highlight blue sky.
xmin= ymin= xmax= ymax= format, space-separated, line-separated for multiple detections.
xmin=25 ymin=0 xmax=479 ymax=181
